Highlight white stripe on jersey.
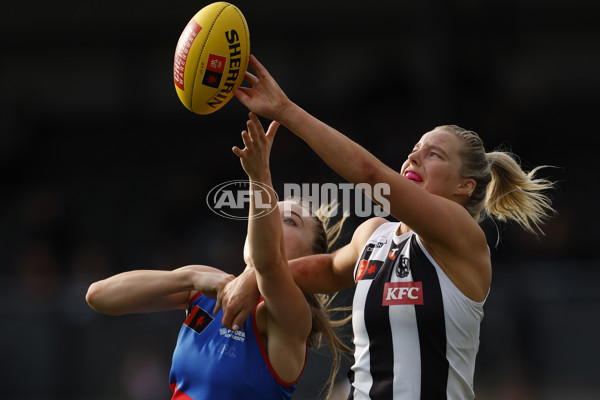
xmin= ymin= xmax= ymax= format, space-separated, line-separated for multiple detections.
xmin=349 ymin=222 xmax=485 ymax=400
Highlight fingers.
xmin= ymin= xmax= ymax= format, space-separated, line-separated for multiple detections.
xmin=233 ymin=87 xmax=249 ymax=103
xmin=246 ymin=113 xmax=267 ymax=143
xmin=213 ymin=295 xmax=222 ymax=315
xmin=244 ymin=70 xmax=259 ymax=85
xmin=248 ymin=111 xmax=260 ymax=125
xmin=221 ymin=304 xmax=235 ymax=329
xmin=265 ymin=120 xmax=280 ymax=139
xmin=248 ymin=54 xmax=268 ymax=80
xmin=232 ymin=145 xmax=243 ymax=157
xmin=231 ymin=314 xmax=247 ymax=332
xmin=232 ymin=129 xmax=252 ymax=158
xmin=245 ymin=114 xmax=259 ymax=141
xmin=221 ymin=306 xmax=252 ymax=331
xmin=240 ymin=129 xmax=252 ymax=148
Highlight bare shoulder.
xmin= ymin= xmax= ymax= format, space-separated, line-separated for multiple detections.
xmin=330 ymin=217 xmax=389 ymax=281
xmin=352 ymin=217 xmax=389 ymax=246
xmin=421 ymin=219 xmax=491 ymax=302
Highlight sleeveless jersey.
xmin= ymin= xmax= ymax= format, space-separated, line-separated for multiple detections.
xmin=169 ymin=293 xmax=300 ymax=400
xmin=349 ymin=222 xmax=485 ymax=400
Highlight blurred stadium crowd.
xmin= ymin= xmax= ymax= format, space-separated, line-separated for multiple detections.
xmin=1 ymin=1 xmax=599 ymax=399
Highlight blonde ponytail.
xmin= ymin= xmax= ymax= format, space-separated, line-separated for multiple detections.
xmin=485 ymin=152 xmax=556 ymax=234
xmin=437 ymin=125 xmax=557 ymax=235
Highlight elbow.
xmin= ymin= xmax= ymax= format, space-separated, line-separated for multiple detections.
xmin=85 ymin=282 xmax=120 ymax=316
xmin=85 ymin=282 xmax=100 ymax=310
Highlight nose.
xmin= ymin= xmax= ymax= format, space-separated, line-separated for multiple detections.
xmin=408 ymin=149 xmax=420 ymax=165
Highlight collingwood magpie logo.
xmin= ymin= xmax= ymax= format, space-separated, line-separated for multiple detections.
xmin=388 ymin=245 xmax=410 ymax=278
xmin=395 ymin=255 xmax=410 ymax=278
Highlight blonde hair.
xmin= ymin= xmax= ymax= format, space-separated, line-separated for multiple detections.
xmin=438 ymin=125 xmax=556 ymax=235
xmin=287 ymin=198 xmax=352 ymax=399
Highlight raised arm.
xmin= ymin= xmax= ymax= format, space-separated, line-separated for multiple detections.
xmin=235 ymin=56 xmax=480 ymax=249
xmin=85 ymin=264 xmax=233 ymax=316
xmin=234 ymin=55 xmax=390 ymax=187
xmin=232 ymin=112 xmax=311 ymax=344
xmin=220 ymin=216 xmax=386 ymax=330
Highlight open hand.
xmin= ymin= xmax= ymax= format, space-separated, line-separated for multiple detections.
xmin=234 ymin=55 xmax=291 ymax=122
xmin=232 ymin=112 xmax=279 ymax=181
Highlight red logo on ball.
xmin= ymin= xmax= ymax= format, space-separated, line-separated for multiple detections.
xmin=174 ymin=19 xmax=202 ymax=91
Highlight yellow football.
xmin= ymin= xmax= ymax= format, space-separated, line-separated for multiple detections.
xmin=173 ymin=2 xmax=249 ymax=115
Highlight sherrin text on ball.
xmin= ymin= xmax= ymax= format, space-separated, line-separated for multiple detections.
xmin=173 ymin=2 xmax=249 ymax=115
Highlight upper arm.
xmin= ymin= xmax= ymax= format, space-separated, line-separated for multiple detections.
xmin=331 ymin=216 xmax=387 ymax=283
xmin=366 ymin=170 xmax=491 ymax=300
xmin=132 ymin=291 xmax=193 ymax=314
xmin=87 ymin=265 xmax=227 ymax=316
xmin=289 ymin=217 xmax=387 ymax=293
xmin=369 ymin=167 xmax=480 ymax=251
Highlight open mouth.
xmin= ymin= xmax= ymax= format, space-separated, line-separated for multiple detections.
xmin=404 ymin=171 xmax=423 ymax=182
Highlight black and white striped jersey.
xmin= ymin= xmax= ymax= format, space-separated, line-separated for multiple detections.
xmin=349 ymin=222 xmax=485 ymax=400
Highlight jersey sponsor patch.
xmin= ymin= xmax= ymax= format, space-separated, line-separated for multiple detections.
xmin=184 ymin=305 xmax=214 ymax=334
xmin=382 ymin=281 xmax=423 ymax=305
xmin=356 ymin=259 xmax=383 ymax=281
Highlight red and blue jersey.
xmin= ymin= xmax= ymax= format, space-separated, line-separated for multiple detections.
xmin=169 ymin=293 xmax=302 ymax=399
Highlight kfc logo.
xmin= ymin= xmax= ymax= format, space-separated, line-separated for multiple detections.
xmin=382 ymin=282 xmax=423 ymax=305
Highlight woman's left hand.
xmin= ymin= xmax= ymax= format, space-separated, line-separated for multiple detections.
xmin=234 ymin=54 xmax=291 ymax=122
xmin=217 ymin=267 xmax=261 ymax=330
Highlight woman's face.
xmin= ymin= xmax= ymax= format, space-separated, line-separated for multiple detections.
xmin=243 ymin=200 xmax=317 ymax=263
xmin=400 ymin=128 xmax=469 ymax=199
xmin=279 ymin=201 xmax=318 ymax=260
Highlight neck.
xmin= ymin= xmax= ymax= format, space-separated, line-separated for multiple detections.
xmin=397 ymin=222 xmax=413 ymax=236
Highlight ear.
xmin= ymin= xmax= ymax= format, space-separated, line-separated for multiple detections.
xmin=456 ymin=178 xmax=476 ymax=197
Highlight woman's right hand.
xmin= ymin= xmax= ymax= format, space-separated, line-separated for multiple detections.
xmin=234 ymin=54 xmax=292 ymax=122
xmin=232 ymin=112 xmax=279 ymax=182
xmin=218 ymin=267 xmax=260 ymax=330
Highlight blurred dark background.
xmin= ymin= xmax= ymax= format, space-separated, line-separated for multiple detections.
xmin=1 ymin=0 xmax=599 ymax=399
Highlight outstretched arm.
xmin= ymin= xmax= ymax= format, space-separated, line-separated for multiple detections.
xmin=234 ymin=55 xmax=390 ymax=190
xmin=232 ymin=112 xmax=311 ymax=341
xmin=290 ymin=216 xmax=387 ymax=292
xmin=221 ymin=215 xmax=386 ymax=331
xmin=235 ymin=56 xmax=491 ymax=304
xmin=85 ymin=265 xmax=234 ymax=316
xmin=235 ymin=56 xmax=480 ymax=249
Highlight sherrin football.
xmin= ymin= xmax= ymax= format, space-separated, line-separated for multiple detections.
xmin=173 ymin=2 xmax=249 ymax=115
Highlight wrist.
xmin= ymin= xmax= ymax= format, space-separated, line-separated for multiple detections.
xmin=177 ymin=268 xmax=198 ymax=291
xmin=249 ymin=173 xmax=271 ymax=186
xmin=277 ymin=100 xmax=301 ymax=128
